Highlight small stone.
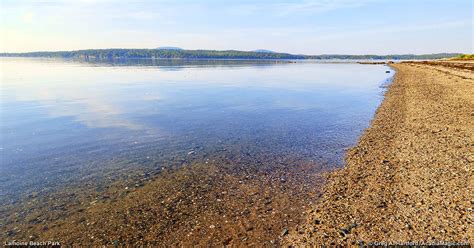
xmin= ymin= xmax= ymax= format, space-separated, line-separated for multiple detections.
xmin=281 ymin=228 xmax=289 ymax=236
xmin=340 ymin=222 xmax=357 ymax=236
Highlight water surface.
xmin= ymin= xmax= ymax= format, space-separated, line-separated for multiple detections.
xmin=0 ymin=58 xmax=392 ymax=201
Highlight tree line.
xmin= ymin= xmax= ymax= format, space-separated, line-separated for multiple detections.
xmin=0 ymin=49 xmax=461 ymax=60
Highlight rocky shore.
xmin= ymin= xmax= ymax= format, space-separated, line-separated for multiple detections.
xmin=288 ymin=61 xmax=473 ymax=246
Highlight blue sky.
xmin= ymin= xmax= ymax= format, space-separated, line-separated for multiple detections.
xmin=1 ymin=0 xmax=472 ymax=54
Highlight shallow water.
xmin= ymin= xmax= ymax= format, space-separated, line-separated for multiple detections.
xmin=0 ymin=58 xmax=392 ymax=201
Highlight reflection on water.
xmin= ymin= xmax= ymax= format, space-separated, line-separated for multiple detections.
xmin=70 ymin=58 xmax=295 ymax=68
xmin=0 ymin=58 xmax=392 ymax=201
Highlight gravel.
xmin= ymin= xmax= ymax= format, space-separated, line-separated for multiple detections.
xmin=287 ymin=61 xmax=473 ymax=245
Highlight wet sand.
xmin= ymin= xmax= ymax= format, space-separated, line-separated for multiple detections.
xmin=288 ymin=61 xmax=473 ymax=245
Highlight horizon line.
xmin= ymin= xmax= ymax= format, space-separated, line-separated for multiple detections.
xmin=0 ymin=48 xmax=466 ymax=57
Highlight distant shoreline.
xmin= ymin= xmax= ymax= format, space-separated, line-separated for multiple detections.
xmin=0 ymin=48 xmax=462 ymax=61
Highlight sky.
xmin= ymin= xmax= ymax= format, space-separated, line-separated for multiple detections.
xmin=0 ymin=0 xmax=472 ymax=54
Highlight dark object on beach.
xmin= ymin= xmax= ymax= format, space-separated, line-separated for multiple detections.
xmin=340 ymin=223 xmax=358 ymax=237
xmin=385 ymin=70 xmax=390 ymax=73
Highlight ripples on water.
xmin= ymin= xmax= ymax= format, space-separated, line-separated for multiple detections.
xmin=0 ymin=58 xmax=392 ymax=201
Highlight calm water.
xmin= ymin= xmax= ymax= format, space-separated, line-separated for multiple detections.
xmin=0 ymin=58 xmax=392 ymax=201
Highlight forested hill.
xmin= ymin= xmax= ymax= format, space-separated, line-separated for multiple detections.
xmin=0 ymin=49 xmax=305 ymax=60
xmin=0 ymin=49 xmax=461 ymax=60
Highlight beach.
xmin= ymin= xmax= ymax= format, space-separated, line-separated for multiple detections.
xmin=1 ymin=60 xmax=471 ymax=246
xmin=288 ymin=61 xmax=473 ymax=245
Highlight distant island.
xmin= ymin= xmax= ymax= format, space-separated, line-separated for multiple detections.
xmin=0 ymin=49 xmax=461 ymax=60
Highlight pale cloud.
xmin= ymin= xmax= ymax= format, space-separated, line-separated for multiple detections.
xmin=271 ymin=0 xmax=383 ymax=16
xmin=125 ymin=11 xmax=162 ymax=21
xmin=0 ymin=0 xmax=472 ymax=54
xmin=310 ymin=20 xmax=473 ymax=42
